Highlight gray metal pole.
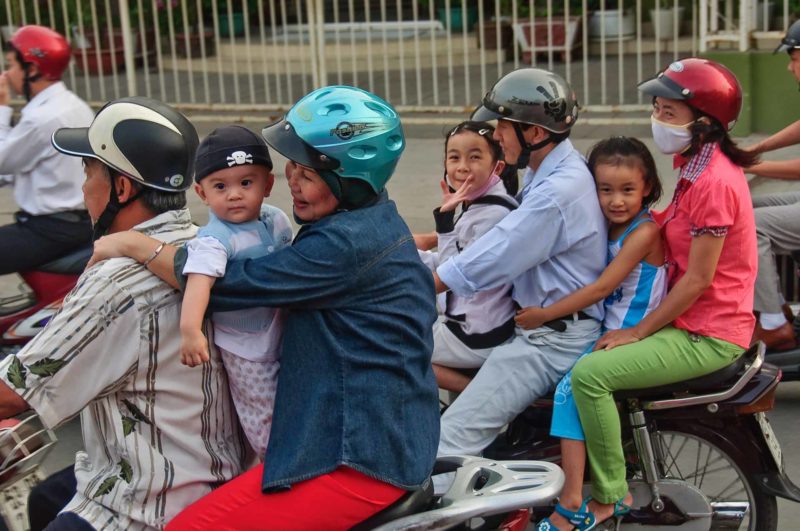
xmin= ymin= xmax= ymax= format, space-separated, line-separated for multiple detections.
xmin=119 ymin=0 xmax=137 ymax=96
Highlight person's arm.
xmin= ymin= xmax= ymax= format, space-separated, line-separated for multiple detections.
xmin=436 ymin=191 xmax=567 ymax=298
xmin=180 ymin=274 xmax=215 ymax=367
xmin=0 ymin=267 xmax=140 ymax=428
xmin=515 ymin=222 xmax=660 ymax=329
xmin=596 ymin=232 xmax=725 ymax=350
xmin=745 ymin=159 xmax=800 ymax=180
xmin=745 ymin=120 xmax=800 ymax=154
xmin=413 ymin=232 xmax=437 ymax=251
xmin=88 ymin=231 xmax=180 ymax=288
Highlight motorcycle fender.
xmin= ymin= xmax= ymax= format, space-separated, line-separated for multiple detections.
xmin=752 ymin=471 xmax=800 ymax=503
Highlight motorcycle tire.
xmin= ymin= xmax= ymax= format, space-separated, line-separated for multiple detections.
xmin=646 ymin=425 xmax=779 ymax=531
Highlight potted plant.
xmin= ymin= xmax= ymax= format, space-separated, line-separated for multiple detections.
xmin=587 ymin=1 xmax=635 ymax=40
xmin=419 ymin=1 xmax=479 ymax=33
xmin=160 ymin=0 xmax=216 ymax=58
xmin=497 ymin=1 xmax=584 ymax=62
xmin=649 ymin=0 xmax=686 ymax=39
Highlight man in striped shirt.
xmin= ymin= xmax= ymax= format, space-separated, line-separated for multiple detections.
xmin=0 ymin=98 xmax=248 ymax=530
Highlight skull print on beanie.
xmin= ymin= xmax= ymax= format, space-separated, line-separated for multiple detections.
xmin=194 ymin=125 xmax=273 ymax=183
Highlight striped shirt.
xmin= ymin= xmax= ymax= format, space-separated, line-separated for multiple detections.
xmin=0 ymin=209 xmax=248 ymax=530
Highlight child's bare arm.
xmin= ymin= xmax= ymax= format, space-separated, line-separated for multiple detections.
xmin=180 ymin=274 xmax=217 ymax=367
xmin=515 ymin=223 xmax=660 ymax=329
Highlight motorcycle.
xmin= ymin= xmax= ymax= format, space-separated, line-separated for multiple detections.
xmin=479 ymin=341 xmax=800 ymax=530
xmin=0 ymin=421 xmax=564 ymax=531
xmin=0 ymin=247 xmax=91 ymax=357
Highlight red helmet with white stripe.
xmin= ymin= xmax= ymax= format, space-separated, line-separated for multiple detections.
xmin=638 ymin=58 xmax=742 ymax=131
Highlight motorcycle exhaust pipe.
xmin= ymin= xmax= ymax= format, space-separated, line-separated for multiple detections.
xmin=709 ymin=501 xmax=748 ymax=529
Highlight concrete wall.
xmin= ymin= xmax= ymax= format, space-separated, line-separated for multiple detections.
xmin=704 ymin=50 xmax=797 ymax=136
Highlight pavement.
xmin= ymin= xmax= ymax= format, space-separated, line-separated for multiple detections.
xmin=1 ymin=118 xmax=800 ymax=528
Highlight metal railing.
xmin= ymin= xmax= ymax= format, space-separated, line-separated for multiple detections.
xmin=0 ymin=1 xmax=791 ymax=118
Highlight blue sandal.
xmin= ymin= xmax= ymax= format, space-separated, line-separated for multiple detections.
xmin=536 ymin=499 xmax=596 ymax=530
xmin=583 ymin=496 xmax=632 ymax=530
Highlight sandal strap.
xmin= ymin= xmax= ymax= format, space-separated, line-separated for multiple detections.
xmin=553 ymin=502 xmax=596 ymax=529
xmin=613 ymin=499 xmax=633 ymax=517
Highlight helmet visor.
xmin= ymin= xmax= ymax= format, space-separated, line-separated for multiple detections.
xmin=637 ymin=73 xmax=693 ymax=101
xmin=775 ymin=35 xmax=800 ymax=54
xmin=51 ymin=127 xmax=95 ymax=158
xmin=262 ymin=119 xmax=340 ymax=171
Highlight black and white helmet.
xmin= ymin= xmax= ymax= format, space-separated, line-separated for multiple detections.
xmin=52 ymin=96 xmax=198 ymax=192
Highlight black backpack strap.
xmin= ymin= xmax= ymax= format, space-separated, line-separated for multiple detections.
xmin=468 ymin=195 xmax=518 ymax=211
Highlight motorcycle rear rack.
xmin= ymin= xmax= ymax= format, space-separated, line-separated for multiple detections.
xmin=373 ymin=456 xmax=564 ymax=531
xmin=642 ymin=342 xmax=765 ymax=411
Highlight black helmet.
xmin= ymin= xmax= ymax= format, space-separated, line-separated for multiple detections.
xmin=52 ymin=97 xmax=198 ymax=239
xmin=775 ymin=19 xmax=800 ymax=54
xmin=52 ymin=97 xmax=198 ymax=192
xmin=472 ymin=68 xmax=578 ymax=133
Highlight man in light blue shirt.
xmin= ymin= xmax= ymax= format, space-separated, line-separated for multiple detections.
xmin=435 ymin=68 xmax=607 ymax=457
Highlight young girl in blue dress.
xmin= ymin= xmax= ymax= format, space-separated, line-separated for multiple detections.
xmin=515 ymin=137 xmax=667 ymax=531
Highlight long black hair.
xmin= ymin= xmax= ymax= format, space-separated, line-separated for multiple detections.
xmin=686 ymin=111 xmax=760 ymax=168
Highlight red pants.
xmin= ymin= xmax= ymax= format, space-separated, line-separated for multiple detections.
xmin=166 ymin=466 xmax=405 ymax=531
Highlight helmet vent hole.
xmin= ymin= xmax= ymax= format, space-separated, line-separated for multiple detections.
xmin=348 ymin=146 xmax=377 ymax=160
xmin=320 ymin=103 xmax=349 ymax=116
xmin=385 ymin=135 xmax=403 ymax=151
xmin=101 ymin=144 xmax=106 ymax=150
xmin=364 ymin=101 xmax=393 ymax=117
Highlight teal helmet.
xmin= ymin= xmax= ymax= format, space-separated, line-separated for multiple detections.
xmin=263 ymin=86 xmax=404 ymax=208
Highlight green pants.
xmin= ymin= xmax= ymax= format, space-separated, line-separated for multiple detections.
xmin=571 ymin=326 xmax=743 ymax=503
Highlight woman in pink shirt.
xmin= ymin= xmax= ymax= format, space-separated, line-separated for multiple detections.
xmin=568 ymin=58 xmax=759 ymax=529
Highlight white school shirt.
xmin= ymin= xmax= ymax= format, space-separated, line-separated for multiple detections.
xmin=437 ymin=139 xmax=608 ymax=320
xmin=419 ymin=180 xmax=517 ymax=336
xmin=0 ymin=82 xmax=94 ymax=214
xmin=0 ymin=209 xmax=248 ymax=530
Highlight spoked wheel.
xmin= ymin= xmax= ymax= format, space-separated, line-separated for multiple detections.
xmin=650 ymin=429 xmax=778 ymax=531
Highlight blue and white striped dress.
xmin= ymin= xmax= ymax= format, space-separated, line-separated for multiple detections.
xmin=603 ymin=210 xmax=668 ymax=331
xmin=551 ymin=209 xmax=667 ymax=441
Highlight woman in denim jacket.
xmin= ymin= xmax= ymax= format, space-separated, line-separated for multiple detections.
xmin=89 ymin=87 xmax=440 ymax=530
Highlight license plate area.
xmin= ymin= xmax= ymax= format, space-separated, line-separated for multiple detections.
xmin=755 ymin=412 xmax=783 ymax=472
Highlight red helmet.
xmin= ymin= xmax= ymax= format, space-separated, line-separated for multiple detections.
xmin=637 ymin=57 xmax=742 ymax=131
xmin=9 ymin=25 xmax=71 ymax=81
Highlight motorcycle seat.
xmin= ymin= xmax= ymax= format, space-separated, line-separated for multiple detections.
xmin=349 ymin=480 xmax=434 ymax=531
xmin=36 ymin=246 xmax=93 ymax=275
xmin=613 ymin=343 xmax=757 ymax=400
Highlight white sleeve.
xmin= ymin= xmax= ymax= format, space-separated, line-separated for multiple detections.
xmin=417 ymin=249 xmax=439 ymax=271
xmin=182 ymin=237 xmax=230 ymax=277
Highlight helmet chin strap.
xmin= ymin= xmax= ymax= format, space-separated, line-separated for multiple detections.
xmin=511 ymin=122 xmax=552 ymax=169
xmin=92 ymin=181 xmax=144 ymax=241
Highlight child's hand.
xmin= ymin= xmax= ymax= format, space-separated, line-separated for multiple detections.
xmin=181 ymin=329 xmax=210 ymax=367
xmin=440 ymin=175 xmax=476 ymax=212
xmin=514 ymin=307 xmax=550 ymax=329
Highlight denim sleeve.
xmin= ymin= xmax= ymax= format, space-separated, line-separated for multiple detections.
xmin=195 ymin=226 xmax=359 ymax=312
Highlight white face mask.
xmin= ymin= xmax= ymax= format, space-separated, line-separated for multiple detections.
xmin=651 ymin=116 xmax=693 ymax=154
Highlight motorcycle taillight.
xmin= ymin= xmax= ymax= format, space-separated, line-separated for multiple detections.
xmin=498 ymin=508 xmax=532 ymax=531
xmin=736 ymin=380 xmax=779 ymax=414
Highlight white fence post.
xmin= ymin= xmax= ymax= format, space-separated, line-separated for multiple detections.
xmin=118 ymin=0 xmax=137 ymax=96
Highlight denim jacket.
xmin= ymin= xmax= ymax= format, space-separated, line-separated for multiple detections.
xmin=175 ymin=193 xmax=440 ymax=491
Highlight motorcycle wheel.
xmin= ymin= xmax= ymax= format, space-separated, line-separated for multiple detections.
xmin=649 ymin=428 xmax=779 ymax=531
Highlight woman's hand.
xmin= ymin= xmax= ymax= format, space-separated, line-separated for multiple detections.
xmin=514 ymin=307 xmax=550 ymax=330
xmin=440 ymin=176 xmax=475 ymax=212
xmin=180 ymin=329 xmax=210 ymax=367
xmin=87 ymin=231 xmax=157 ymax=269
xmin=595 ymin=327 xmax=643 ymax=350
